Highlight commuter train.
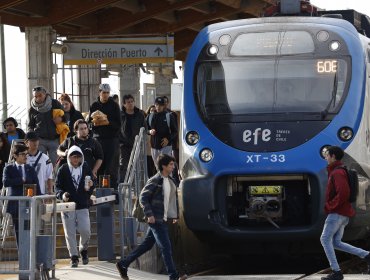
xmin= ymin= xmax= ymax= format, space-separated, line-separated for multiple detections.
xmin=179 ymin=10 xmax=370 ymax=253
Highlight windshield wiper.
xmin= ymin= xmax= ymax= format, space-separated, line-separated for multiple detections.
xmin=321 ymin=72 xmax=338 ymax=120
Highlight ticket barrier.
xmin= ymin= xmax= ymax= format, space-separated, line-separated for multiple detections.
xmin=96 ymin=188 xmax=116 ymax=261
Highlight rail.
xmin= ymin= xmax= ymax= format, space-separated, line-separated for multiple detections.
xmin=0 ymin=195 xmax=57 ymax=280
xmin=118 ymin=127 xmax=148 ymax=258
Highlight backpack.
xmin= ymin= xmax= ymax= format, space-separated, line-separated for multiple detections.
xmin=332 ymin=166 xmax=359 ymax=203
xmin=148 ymin=112 xmax=171 ymax=133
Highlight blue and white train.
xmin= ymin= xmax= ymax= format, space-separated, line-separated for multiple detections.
xmin=180 ymin=9 xmax=370 ymax=253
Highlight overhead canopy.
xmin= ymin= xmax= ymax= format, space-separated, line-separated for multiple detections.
xmin=0 ymin=0 xmax=275 ymax=61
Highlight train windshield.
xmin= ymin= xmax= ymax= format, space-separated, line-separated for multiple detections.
xmin=196 ymin=58 xmax=348 ymax=117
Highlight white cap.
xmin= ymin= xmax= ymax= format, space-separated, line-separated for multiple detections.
xmin=99 ymin=83 xmax=111 ymax=92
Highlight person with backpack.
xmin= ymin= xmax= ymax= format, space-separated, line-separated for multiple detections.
xmin=147 ymin=97 xmax=177 ymax=170
xmin=25 ymin=131 xmax=54 ymax=194
xmin=320 ymin=146 xmax=370 ymax=280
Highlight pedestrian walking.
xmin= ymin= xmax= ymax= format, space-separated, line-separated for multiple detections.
xmin=88 ymin=83 xmax=121 ymax=189
xmin=55 ymin=145 xmax=95 ymax=267
xmin=320 ymin=146 xmax=370 ymax=280
xmin=28 ymin=86 xmax=64 ymax=165
xmin=116 ymin=154 xmax=187 ymax=280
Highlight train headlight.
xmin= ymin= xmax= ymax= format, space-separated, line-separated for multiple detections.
xmin=338 ymin=127 xmax=353 ymax=141
xmin=200 ymin=148 xmax=213 ymax=162
xmin=186 ymin=131 xmax=200 ymax=145
xmin=320 ymin=145 xmax=331 ymax=159
xmin=219 ymin=34 xmax=231 ymax=46
xmin=208 ymin=45 xmax=218 ymax=55
xmin=329 ymin=41 xmax=341 ymax=51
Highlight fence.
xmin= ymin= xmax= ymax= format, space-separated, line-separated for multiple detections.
xmin=0 ymin=195 xmax=57 ymax=280
xmin=118 ymin=127 xmax=148 ymax=258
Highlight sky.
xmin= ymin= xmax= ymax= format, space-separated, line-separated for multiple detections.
xmin=2 ymin=0 xmax=370 ymax=122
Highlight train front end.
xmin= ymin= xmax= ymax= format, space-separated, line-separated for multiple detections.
xmin=180 ymin=16 xmax=370 ymax=250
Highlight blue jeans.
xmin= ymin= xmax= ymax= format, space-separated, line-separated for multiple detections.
xmin=121 ymin=221 xmax=178 ymax=279
xmin=320 ymin=213 xmax=369 ymax=271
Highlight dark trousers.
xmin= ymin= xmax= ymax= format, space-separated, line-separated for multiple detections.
xmin=121 ymin=222 xmax=178 ymax=279
xmin=97 ymin=137 xmax=119 ymax=189
xmin=119 ymin=144 xmax=133 ymax=183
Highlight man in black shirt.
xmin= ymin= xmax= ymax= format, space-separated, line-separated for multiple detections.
xmin=147 ymin=97 xmax=177 ymax=170
xmin=57 ymin=119 xmax=103 ymax=179
xmin=119 ymin=94 xmax=146 ymax=182
xmin=88 ymin=84 xmax=121 ymax=189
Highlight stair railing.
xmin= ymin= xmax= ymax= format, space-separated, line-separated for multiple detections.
xmin=118 ymin=127 xmax=148 ymax=257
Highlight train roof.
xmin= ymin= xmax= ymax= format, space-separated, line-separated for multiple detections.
xmin=318 ymin=9 xmax=370 ymax=39
xmin=203 ymin=16 xmax=359 ymax=37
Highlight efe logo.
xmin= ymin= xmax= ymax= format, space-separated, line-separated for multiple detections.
xmin=243 ymin=128 xmax=271 ymax=145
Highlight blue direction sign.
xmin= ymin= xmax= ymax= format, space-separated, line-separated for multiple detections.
xmin=63 ymin=37 xmax=174 ymax=65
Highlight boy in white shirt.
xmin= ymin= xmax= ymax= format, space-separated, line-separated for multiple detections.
xmin=25 ymin=131 xmax=53 ymax=194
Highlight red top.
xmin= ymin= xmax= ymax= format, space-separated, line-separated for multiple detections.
xmin=325 ymin=160 xmax=355 ymax=217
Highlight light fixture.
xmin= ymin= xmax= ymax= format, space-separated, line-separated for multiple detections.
xmin=200 ymin=148 xmax=213 ymax=162
xmin=329 ymin=41 xmax=340 ymax=51
xmin=186 ymin=131 xmax=200 ymax=145
xmin=338 ymin=127 xmax=353 ymax=141
xmin=317 ymin=30 xmax=329 ymax=42
xmin=208 ymin=45 xmax=218 ymax=55
xmin=51 ymin=43 xmax=68 ymax=54
xmin=320 ymin=145 xmax=331 ymax=159
xmin=219 ymin=34 xmax=231 ymax=46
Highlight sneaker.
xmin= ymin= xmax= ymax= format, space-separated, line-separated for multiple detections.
xmin=70 ymin=255 xmax=79 ymax=268
xmin=116 ymin=261 xmax=129 ymax=280
xmin=80 ymin=250 xmax=89 ymax=265
xmin=321 ymin=270 xmax=343 ymax=280
xmin=364 ymin=253 xmax=370 ymax=273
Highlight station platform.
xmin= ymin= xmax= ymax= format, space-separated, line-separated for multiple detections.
xmin=2 ymin=261 xmax=370 ymax=280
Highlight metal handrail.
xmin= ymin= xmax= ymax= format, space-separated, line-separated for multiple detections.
xmin=118 ymin=127 xmax=148 ymax=257
xmin=0 ymin=195 xmax=57 ymax=280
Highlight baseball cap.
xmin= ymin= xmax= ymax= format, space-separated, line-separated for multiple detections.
xmin=155 ymin=97 xmax=165 ymax=105
xmin=69 ymin=150 xmax=82 ymax=157
xmin=25 ymin=131 xmax=39 ymax=141
xmin=99 ymin=83 xmax=111 ymax=92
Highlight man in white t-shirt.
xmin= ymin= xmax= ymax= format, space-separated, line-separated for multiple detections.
xmin=25 ymin=131 xmax=54 ymax=194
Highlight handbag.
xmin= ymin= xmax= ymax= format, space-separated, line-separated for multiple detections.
xmin=132 ymin=197 xmax=146 ymax=222
xmin=132 ymin=186 xmax=161 ymax=222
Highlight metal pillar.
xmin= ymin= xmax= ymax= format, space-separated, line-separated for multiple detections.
xmin=0 ymin=24 xmax=7 ymax=120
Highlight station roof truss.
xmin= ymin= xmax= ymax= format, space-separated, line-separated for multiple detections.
xmin=0 ymin=0 xmax=276 ymax=61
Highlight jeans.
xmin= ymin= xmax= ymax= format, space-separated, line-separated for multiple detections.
xmin=320 ymin=213 xmax=369 ymax=271
xmin=121 ymin=221 xmax=178 ymax=279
